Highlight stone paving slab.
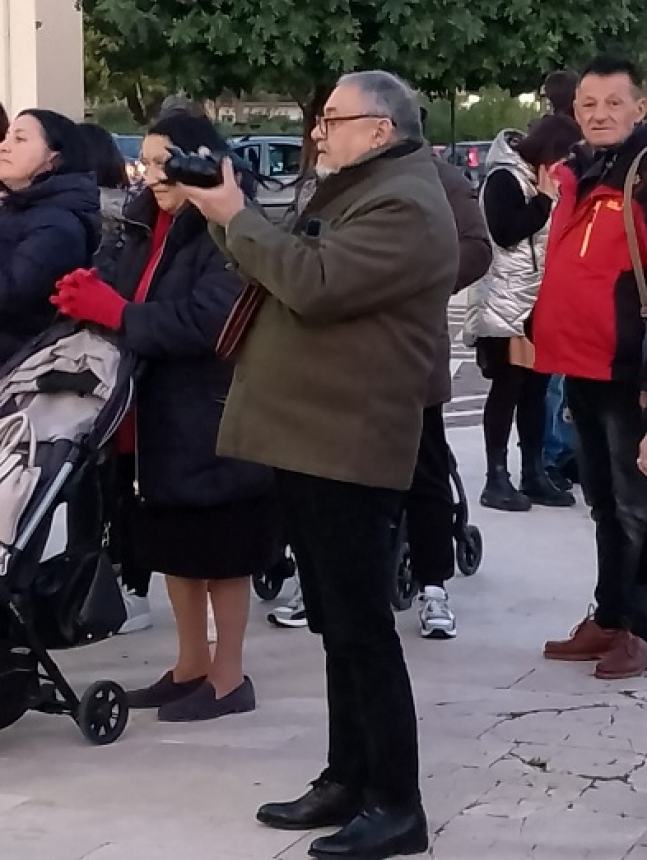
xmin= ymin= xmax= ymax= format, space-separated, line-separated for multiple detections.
xmin=0 ymin=426 xmax=645 ymax=859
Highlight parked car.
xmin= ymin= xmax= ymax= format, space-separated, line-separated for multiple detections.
xmin=229 ymin=134 xmax=302 ymax=222
xmin=112 ymin=134 xmax=144 ymax=184
xmin=441 ymin=140 xmax=492 ymax=189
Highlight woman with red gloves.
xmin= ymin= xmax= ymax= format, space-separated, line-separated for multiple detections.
xmin=53 ymin=113 xmax=279 ymax=723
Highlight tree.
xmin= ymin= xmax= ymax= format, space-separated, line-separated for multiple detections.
xmin=83 ymin=0 xmax=643 ymax=134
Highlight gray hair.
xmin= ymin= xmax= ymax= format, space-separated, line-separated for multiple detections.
xmin=336 ymin=71 xmax=422 ymax=142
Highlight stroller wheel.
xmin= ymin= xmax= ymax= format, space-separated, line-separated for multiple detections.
xmin=77 ymin=680 xmax=129 ymax=746
xmin=389 ymin=543 xmax=419 ymax=611
xmin=456 ymin=525 xmax=483 ymax=577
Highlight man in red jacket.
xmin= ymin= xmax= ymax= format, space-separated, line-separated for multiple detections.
xmin=533 ymin=56 xmax=647 ymax=679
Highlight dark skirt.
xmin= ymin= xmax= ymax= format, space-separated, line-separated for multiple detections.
xmin=476 ymin=336 xmax=511 ymax=380
xmin=134 ymin=495 xmax=281 ymax=580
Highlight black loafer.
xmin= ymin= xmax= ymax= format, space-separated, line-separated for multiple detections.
xmin=158 ymin=677 xmax=255 ymax=722
xmin=308 ymin=802 xmax=428 ymax=859
xmin=257 ymin=779 xmax=361 ymax=831
xmin=126 ymin=671 xmax=207 ymax=709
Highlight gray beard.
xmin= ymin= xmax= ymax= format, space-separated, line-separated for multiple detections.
xmin=315 ymin=164 xmax=340 ymax=180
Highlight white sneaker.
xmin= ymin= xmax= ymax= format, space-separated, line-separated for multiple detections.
xmin=118 ymin=588 xmax=153 ymax=634
xmin=267 ymin=580 xmax=307 ymax=628
xmin=418 ymin=586 xmax=457 ymax=639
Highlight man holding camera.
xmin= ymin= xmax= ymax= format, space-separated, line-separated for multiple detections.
xmin=186 ymin=70 xmax=458 ymax=860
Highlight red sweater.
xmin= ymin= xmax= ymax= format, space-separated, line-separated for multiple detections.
xmin=116 ymin=209 xmax=173 ymax=453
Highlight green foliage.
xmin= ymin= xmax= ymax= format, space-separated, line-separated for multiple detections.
xmin=83 ymin=0 xmax=643 ymax=124
xmin=424 ymin=90 xmax=541 ymax=144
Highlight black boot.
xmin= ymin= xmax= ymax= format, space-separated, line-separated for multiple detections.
xmin=521 ymin=454 xmax=575 ymax=507
xmin=545 ymin=465 xmax=573 ymax=493
xmin=308 ymin=802 xmax=428 ymax=859
xmin=257 ymin=779 xmax=361 ymax=831
xmin=480 ymin=450 xmax=531 ymax=512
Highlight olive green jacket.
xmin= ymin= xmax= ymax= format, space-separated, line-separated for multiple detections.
xmin=211 ymin=142 xmax=458 ymax=490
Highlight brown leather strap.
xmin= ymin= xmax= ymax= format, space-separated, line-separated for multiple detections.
xmin=623 ymin=145 xmax=647 ymax=318
xmin=215 ymin=282 xmax=266 ymax=358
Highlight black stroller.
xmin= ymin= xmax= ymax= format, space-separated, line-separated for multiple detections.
xmin=391 ymin=448 xmax=483 ymax=610
xmin=253 ymin=448 xmax=483 ymax=611
xmin=0 ymin=322 xmax=135 ymax=745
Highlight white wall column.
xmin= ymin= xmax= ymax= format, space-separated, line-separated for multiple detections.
xmin=0 ymin=0 xmax=83 ymax=120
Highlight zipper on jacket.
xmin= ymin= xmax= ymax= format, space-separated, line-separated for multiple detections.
xmin=131 ymin=232 xmax=171 ymax=502
xmin=579 ymin=200 xmax=603 ymax=257
xmin=529 ymin=235 xmax=538 ymax=272
xmin=133 ymin=399 xmax=143 ymax=501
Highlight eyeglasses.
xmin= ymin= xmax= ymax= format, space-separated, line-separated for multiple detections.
xmin=315 ymin=114 xmax=395 ymax=138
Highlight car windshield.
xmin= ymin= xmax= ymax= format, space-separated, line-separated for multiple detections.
xmin=113 ymin=135 xmax=142 ymax=161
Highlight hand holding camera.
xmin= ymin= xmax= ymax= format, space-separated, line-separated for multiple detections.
xmin=166 ymin=146 xmax=246 ymax=226
xmin=163 ymin=145 xmax=250 ymax=189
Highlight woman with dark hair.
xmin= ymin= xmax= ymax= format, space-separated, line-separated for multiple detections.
xmin=0 ymin=108 xmax=100 ymax=360
xmin=53 ymin=113 xmax=279 ymax=723
xmin=77 ymin=122 xmax=129 ymax=282
xmin=465 ymin=114 xmax=581 ymax=512
xmin=77 ymin=121 xmax=151 ymax=632
xmin=0 ymin=103 xmax=8 ymax=141
xmin=77 ymin=122 xmax=128 ymax=190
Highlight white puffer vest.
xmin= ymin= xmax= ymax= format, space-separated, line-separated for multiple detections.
xmin=464 ymin=130 xmax=551 ymax=345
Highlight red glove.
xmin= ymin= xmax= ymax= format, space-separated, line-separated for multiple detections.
xmin=52 ymin=268 xmax=127 ymax=331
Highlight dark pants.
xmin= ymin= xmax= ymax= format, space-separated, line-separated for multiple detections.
xmin=480 ymin=343 xmax=549 ymax=471
xmin=276 ymin=470 xmax=420 ymax=807
xmin=108 ymin=455 xmax=152 ymax=597
xmin=406 ymin=405 xmax=455 ymax=588
xmin=566 ymin=379 xmax=647 ymax=640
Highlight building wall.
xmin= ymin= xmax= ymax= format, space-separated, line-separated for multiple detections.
xmin=0 ymin=0 xmax=83 ymax=119
xmin=35 ymin=0 xmax=84 ymax=119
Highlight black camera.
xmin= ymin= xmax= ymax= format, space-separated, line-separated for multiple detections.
xmin=163 ymin=145 xmax=251 ymax=188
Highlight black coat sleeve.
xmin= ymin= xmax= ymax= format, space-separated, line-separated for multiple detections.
xmin=483 ymin=169 xmax=552 ymax=248
xmin=435 ymin=159 xmax=492 ymax=292
xmin=119 ymin=244 xmax=242 ymax=358
xmin=0 ymin=213 xmax=89 ymax=314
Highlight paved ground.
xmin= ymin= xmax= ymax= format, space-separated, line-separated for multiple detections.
xmin=1 ymin=423 xmax=646 ymax=860
xmin=445 ymin=301 xmax=487 ymax=430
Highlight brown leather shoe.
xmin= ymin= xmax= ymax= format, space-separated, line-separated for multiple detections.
xmin=595 ymin=632 xmax=647 ymax=679
xmin=544 ymin=617 xmax=620 ymax=661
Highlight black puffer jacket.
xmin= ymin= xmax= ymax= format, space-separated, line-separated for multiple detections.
xmin=112 ymin=189 xmax=273 ymax=508
xmin=0 ymin=172 xmax=100 ymax=362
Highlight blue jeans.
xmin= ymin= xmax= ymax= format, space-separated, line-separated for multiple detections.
xmin=544 ymin=375 xmax=574 ymax=468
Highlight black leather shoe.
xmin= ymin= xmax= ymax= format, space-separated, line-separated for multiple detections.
xmin=308 ymin=803 xmax=428 ymax=859
xmin=257 ymin=780 xmax=361 ymax=831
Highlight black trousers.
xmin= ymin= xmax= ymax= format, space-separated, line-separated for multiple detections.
xmin=478 ymin=338 xmax=549 ymax=470
xmin=567 ymin=379 xmax=647 ymax=640
xmin=108 ymin=454 xmax=152 ymax=597
xmin=406 ymin=405 xmax=455 ymax=587
xmin=276 ymin=470 xmax=420 ymax=806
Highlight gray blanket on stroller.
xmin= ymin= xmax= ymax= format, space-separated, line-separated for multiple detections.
xmin=0 ymin=330 xmax=120 ymax=443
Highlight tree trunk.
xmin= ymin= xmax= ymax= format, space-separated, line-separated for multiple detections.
xmin=124 ymin=81 xmax=163 ymax=126
xmin=296 ymin=83 xmax=334 ymax=173
xmin=125 ymin=84 xmax=147 ymax=126
xmin=450 ymin=92 xmax=456 ymax=158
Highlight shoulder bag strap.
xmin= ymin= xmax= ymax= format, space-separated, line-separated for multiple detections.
xmin=623 ymin=145 xmax=647 ymax=318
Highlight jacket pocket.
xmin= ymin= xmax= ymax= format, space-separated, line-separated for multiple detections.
xmin=579 ymin=199 xmax=624 ymax=262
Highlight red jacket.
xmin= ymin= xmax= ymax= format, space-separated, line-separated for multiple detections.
xmin=533 ymin=128 xmax=647 ymax=383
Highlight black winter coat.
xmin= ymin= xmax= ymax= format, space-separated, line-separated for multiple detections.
xmin=112 ymin=189 xmax=273 ymax=508
xmin=0 ymin=172 xmax=100 ymax=362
